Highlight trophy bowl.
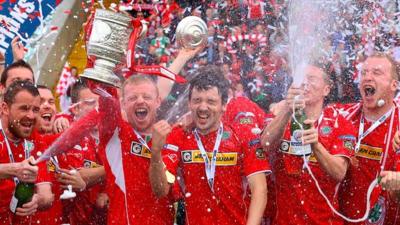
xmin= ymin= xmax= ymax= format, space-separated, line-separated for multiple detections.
xmin=81 ymin=9 xmax=137 ymax=87
xmin=176 ymin=16 xmax=208 ymax=49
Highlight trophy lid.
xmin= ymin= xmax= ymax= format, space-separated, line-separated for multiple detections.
xmin=176 ymin=16 xmax=208 ymax=49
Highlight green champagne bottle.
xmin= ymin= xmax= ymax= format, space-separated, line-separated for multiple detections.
xmin=291 ymin=108 xmax=311 ymax=132
xmin=290 ymin=108 xmax=312 ymax=156
xmin=10 ymin=182 xmax=35 ymax=213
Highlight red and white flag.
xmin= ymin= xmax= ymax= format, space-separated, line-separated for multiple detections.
xmin=56 ymin=62 xmax=76 ymax=96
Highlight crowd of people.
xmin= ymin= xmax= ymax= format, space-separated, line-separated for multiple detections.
xmin=133 ymin=0 xmax=400 ymax=111
xmin=1 ymin=0 xmax=400 ymax=225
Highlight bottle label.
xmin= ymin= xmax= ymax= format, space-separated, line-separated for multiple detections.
xmin=9 ymin=195 xmax=18 ymax=213
xmin=290 ymin=129 xmax=312 ymax=155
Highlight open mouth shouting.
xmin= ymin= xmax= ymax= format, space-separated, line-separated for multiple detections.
xmin=363 ymin=85 xmax=376 ymax=97
xmin=41 ymin=113 xmax=53 ymax=122
xmin=18 ymin=118 xmax=35 ymax=131
xmin=135 ymin=108 xmax=148 ymax=121
xmin=196 ymin=111 xmax=210 ymax=124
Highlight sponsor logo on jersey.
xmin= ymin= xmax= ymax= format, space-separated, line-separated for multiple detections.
xmin=164 ymin=144 xmax=179 ymax=152
xmin=235 ymin=112 xmax=255 ymax=124
xmin=339 ymin=135 xmax=356 ymax=141
xmin=83 ymin=159 xmax=100 ymax=168
xmin=249 ymin=139 xmax=260 ymax=146
xmin=320 ymin=126 xmax=332 ymax=136
xmin=167 ymin=154 xmax=178 ymax=163
xmin=280 ymin=140 xmax=290 ymax=152
xmin=182 ymin=151 xmax=192 ymax=163
xmin=255 ymin=148 xmax=266 ymax=159
xmin=181 ymin=150 xmax=238 ymax=166
xmin=130 ymin=141 xmax=151 ymax=158
xmin=239 ymin=117 xmax=253 ymax=124
xmin=222 ymin=131 xmax=231 ymax=140
xmin=47 ymin=159 xmax=56 ymax=172
xmin=356 ymin=144 xmax=382 ymax=161
xmin=344 ymin=140 xmax=355 ymax=151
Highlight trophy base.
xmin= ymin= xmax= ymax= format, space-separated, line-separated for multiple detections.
xmin=81 ymin=59 xmax=122 ymax=88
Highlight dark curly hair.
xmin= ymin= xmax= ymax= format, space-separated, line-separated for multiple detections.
xmin=189 ymin=66 xmax=230 ymax=104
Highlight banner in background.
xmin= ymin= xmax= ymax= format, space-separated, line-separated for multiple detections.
xmin=0 ymin=0 xmax=62 ymax=65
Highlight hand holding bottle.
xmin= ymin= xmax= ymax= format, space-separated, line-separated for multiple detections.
xmin=301 ymin=119 xmax=318 ymax=146
xmin=379 ymin=171 xmax=400 ymax=191
xmin=284 ymin=85 xmax=305 ymax=113
xmin=15 ymin=157 xmax=38 ymax=183
xmin=14 ymin=193 xmax=39 ymax=216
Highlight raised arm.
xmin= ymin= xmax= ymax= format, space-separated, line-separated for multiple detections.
xmin=261 ymin=86 xmax=304 ymax=150
xmin=158 ymin=45 xmax=205 ymax=100
xmin=149 ymin=120 xmax=172 ymax=198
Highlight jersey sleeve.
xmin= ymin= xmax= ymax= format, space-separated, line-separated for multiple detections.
xmin=35 ymin=161 xmax=52 ymax=184
xmin=253 ymin=102 xmax=267 ymax=127
xmin=32 ymin=136 xmax=56 ymax=183
xmin=98 ymin=91 xmax=121 ymax=142
xmin=161 ymin=127 xmax=183 ymax=177
xmin=237 ymin=125 xmax=271 ymax=177
xmin=328 ymin=114 xmax=356 ymax=158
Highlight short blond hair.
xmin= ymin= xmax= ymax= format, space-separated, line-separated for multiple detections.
xmin=122 ymin=74 xmax=159 ymax=98
xmin=367 ymin=53 xmax=400 ymax=81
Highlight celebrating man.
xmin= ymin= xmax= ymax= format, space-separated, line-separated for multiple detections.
xmin=338 ymin=53 xmax=400 ymax=224
xmin=150 ymin=66 xmax=270 ymax=225
xmin=261 ymin=63 xmax=356 ymax=224
xmin=0 ymin=81 xmax=53 ymax=224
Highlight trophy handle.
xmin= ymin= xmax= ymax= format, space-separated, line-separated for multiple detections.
xmin=84 ymin=12 xmax=95 ymax=68
xmin=126 ymin=19 xmax=143 ymax=69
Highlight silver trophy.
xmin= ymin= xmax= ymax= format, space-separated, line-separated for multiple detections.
xmin=81 ymin=9 xmax=146 ymax=87
xmin=176 ymin=16 xmax=208 ymax=49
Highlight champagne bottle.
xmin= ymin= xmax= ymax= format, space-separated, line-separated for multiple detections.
xmin=291 ymin=108 xmax=310 ymax=133
xmin=10 ymin=181 xmax=35 ymax=213
xmin=290 ymin=108 xmax=312 ymax=156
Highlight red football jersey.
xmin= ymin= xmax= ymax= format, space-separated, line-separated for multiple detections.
xmin=30 ymin=131 xmax=63 ymax=225
xmin=223 ymin=96 xmax=267 ymax=128
xmin=99 ymin=118 xmax=175 ymax=225
xmin=337 ymin=103 xmax=398 ymax=225
xmin=31 ymin=127 xmax=104 ymax=225
xmin=58 ymin=134 xmax=104 ymax=225
xmin=272 ymin=106 xmax=355 ymax=225
xmin=0 ymin=132 xmax=49 ymax=225
xmin=93 ymin=94 xmax=175 ymax=225
xmin=162 ymin=123 xmax=271 ymax=225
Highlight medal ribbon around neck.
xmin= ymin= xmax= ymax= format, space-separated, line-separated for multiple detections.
xmin=194 ymin=123 xmax=224 ymax=192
